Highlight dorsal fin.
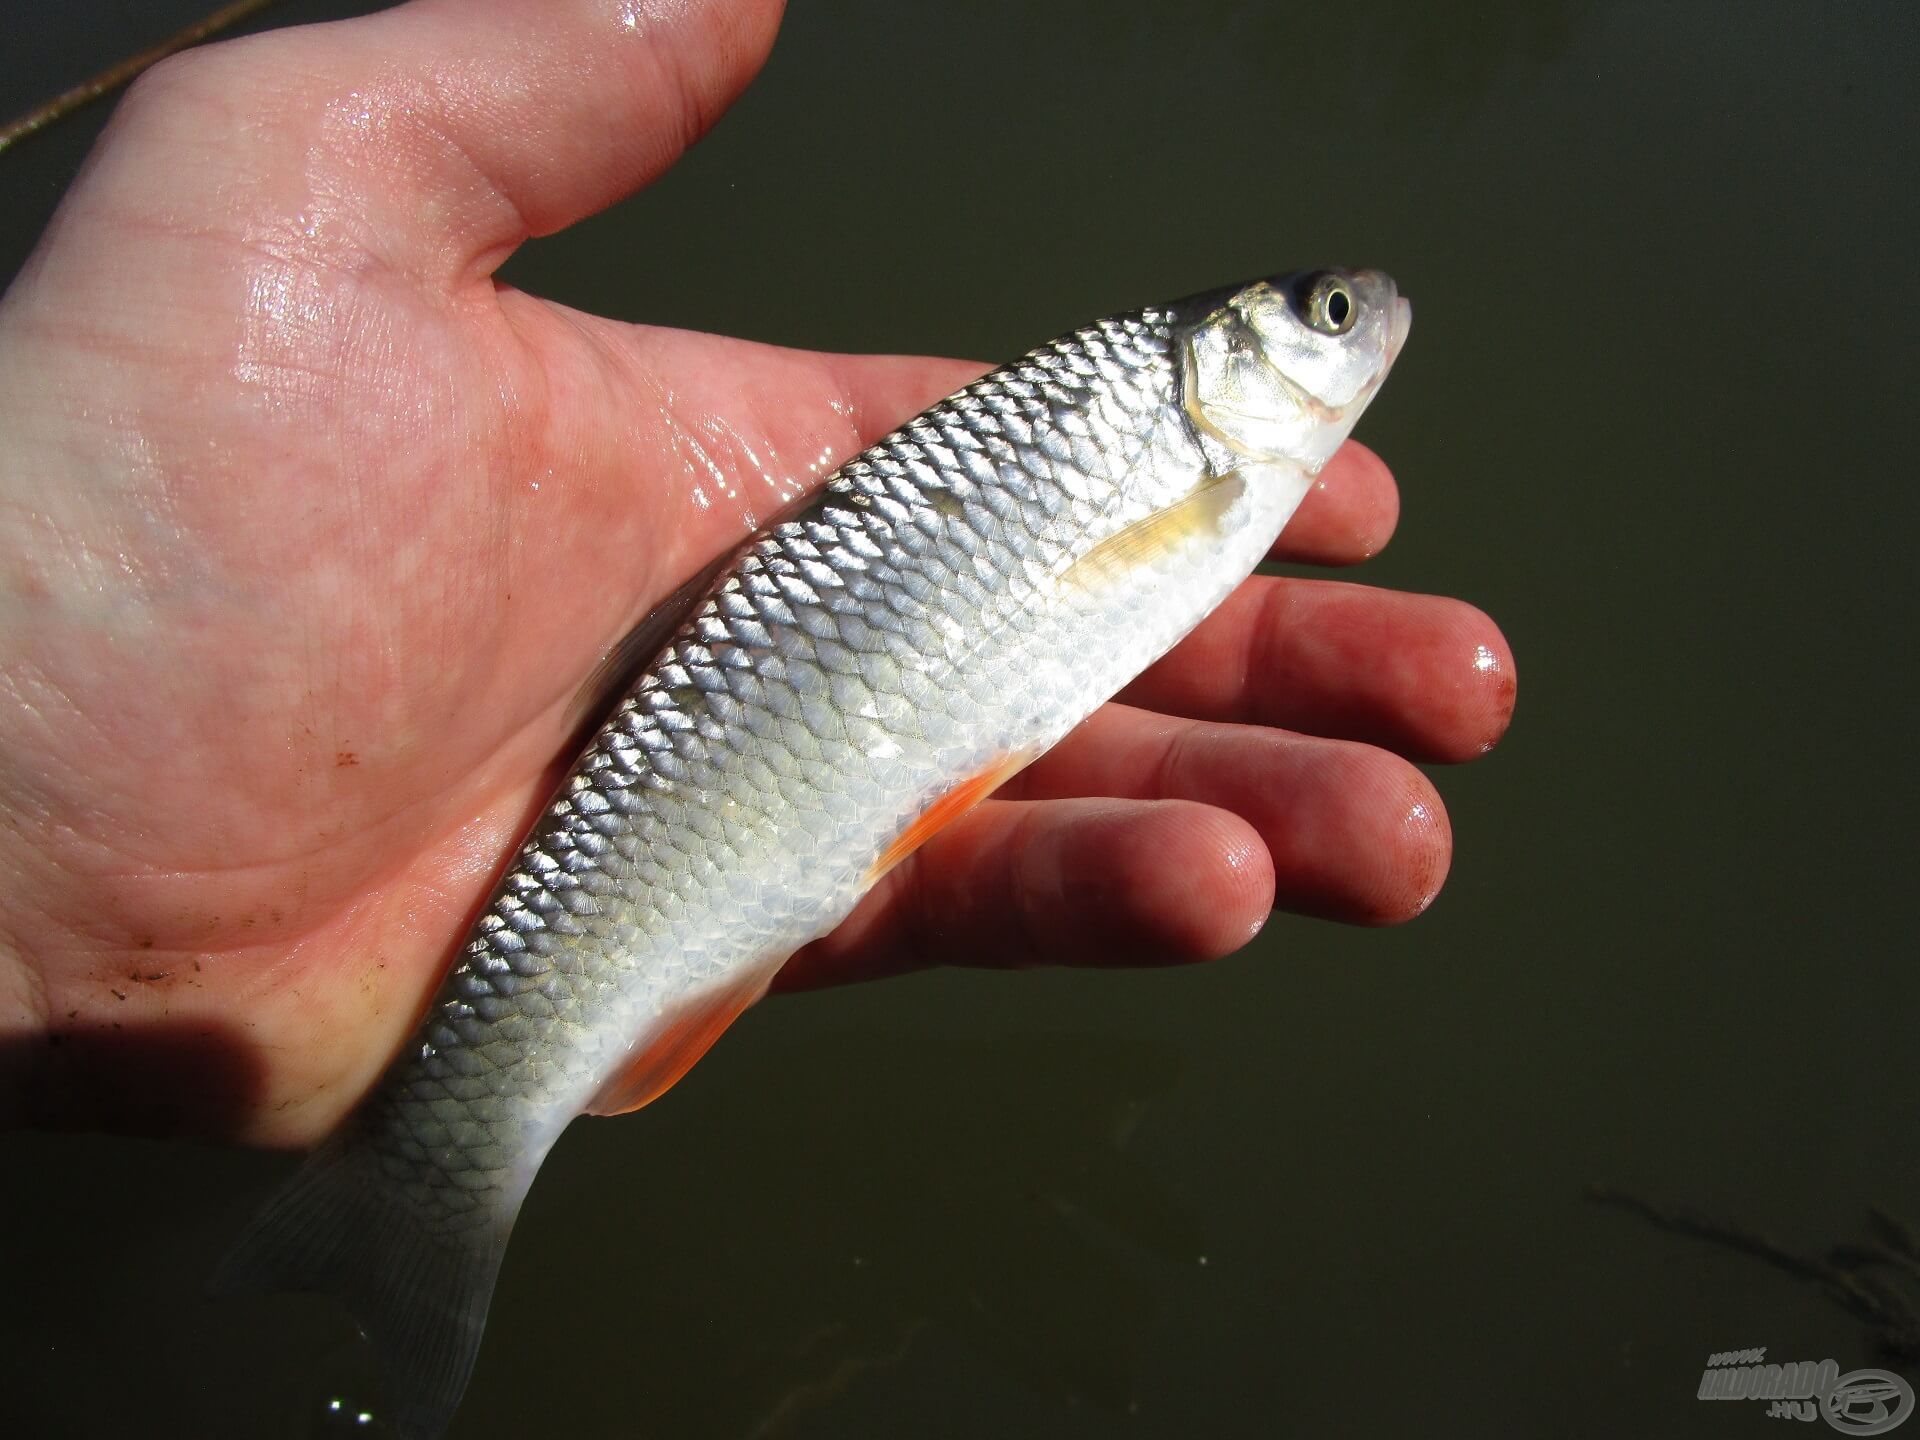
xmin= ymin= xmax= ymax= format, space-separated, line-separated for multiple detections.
xmin=561 ymin=483 xmax=866 ymax=743
xmin=562 ymin=551 xmax=736 ymax=742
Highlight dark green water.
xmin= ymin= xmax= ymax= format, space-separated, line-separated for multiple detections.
xmin=3 ymin=2 xmax=1916 ymax=1436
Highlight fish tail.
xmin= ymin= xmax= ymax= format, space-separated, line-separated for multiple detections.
xmin=213 ymin=1133 xmax=520 ymax=1440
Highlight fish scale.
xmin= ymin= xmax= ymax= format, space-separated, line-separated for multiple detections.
xmin=217 ymin=271 xmax=1407 ymax=1439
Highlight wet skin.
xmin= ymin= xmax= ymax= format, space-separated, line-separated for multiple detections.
xmin=0 ymin=0 xmax=1513 ymax=1147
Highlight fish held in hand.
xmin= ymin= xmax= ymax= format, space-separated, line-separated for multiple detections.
xmin=215 ymin=269 xmax=1410 ymax=1437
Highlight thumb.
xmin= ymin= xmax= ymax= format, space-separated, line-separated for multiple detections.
xmin=55 ymin=0 xmax=786 ymax=292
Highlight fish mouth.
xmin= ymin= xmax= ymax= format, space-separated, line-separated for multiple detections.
xmin=1387 ymin=295 xmax=1413 ymax=367
xmin=1316 ymin=292 xmax=1409 ymax=446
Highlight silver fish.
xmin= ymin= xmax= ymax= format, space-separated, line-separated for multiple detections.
xmin=218 ymin=269 xmax=1409 ymax=1437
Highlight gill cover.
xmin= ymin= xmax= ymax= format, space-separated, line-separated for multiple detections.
xmin=1180 ymin=271 xmax=1406 ymax=471
xmin=1183 ymin=283 xmax=1313 ymax=457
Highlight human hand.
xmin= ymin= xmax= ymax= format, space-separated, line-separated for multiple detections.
xmin=0 ymin=0 xmax=1513 ymax=1147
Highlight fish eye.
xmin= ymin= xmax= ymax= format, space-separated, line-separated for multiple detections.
xmin=1301 ymin=275 xmax=1357 ymax=336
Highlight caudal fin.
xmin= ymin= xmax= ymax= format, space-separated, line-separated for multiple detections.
xmin=214 ymin=1135 xmax=519 ymax=1440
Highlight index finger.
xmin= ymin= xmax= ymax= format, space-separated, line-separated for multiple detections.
xmin=1270 ymin=441 xmax=1400 ymax=565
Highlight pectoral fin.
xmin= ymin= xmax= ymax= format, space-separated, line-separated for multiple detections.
xmin=1063 ymin=470 xmax=1246 ymax=589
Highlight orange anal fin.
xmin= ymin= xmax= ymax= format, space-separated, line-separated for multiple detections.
xmin=868 ymin=754 xmax=1030 ymax=884
xmin=585 ymin=976 xmax=769 ymax=1117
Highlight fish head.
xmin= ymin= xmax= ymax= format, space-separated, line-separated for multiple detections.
xmin=1180 ymin=268 xmax=1409 ymax=473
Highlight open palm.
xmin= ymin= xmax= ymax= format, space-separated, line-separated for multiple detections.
xmin=0 ymin=0 xmax=1512 ymax=1147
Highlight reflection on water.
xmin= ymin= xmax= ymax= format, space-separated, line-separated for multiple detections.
xmin=1593 ymin=1189 xmax=1920 ymax=1362
xmin=488 ymin=1022 xmax=1199 ymax=1437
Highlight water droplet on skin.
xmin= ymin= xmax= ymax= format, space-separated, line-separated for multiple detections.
xmin=618 ymin=0 xmax=693 ymax=33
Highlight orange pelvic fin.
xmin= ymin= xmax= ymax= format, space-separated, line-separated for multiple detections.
xmin=585 ymin=974 xmax=771 ymax=1117
xmin=868 ymin=753 xmax=1030 ymax=883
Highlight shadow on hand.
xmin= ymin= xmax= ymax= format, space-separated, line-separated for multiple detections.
xmin=10 ymin=1014 xmax=265 ymax=1140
